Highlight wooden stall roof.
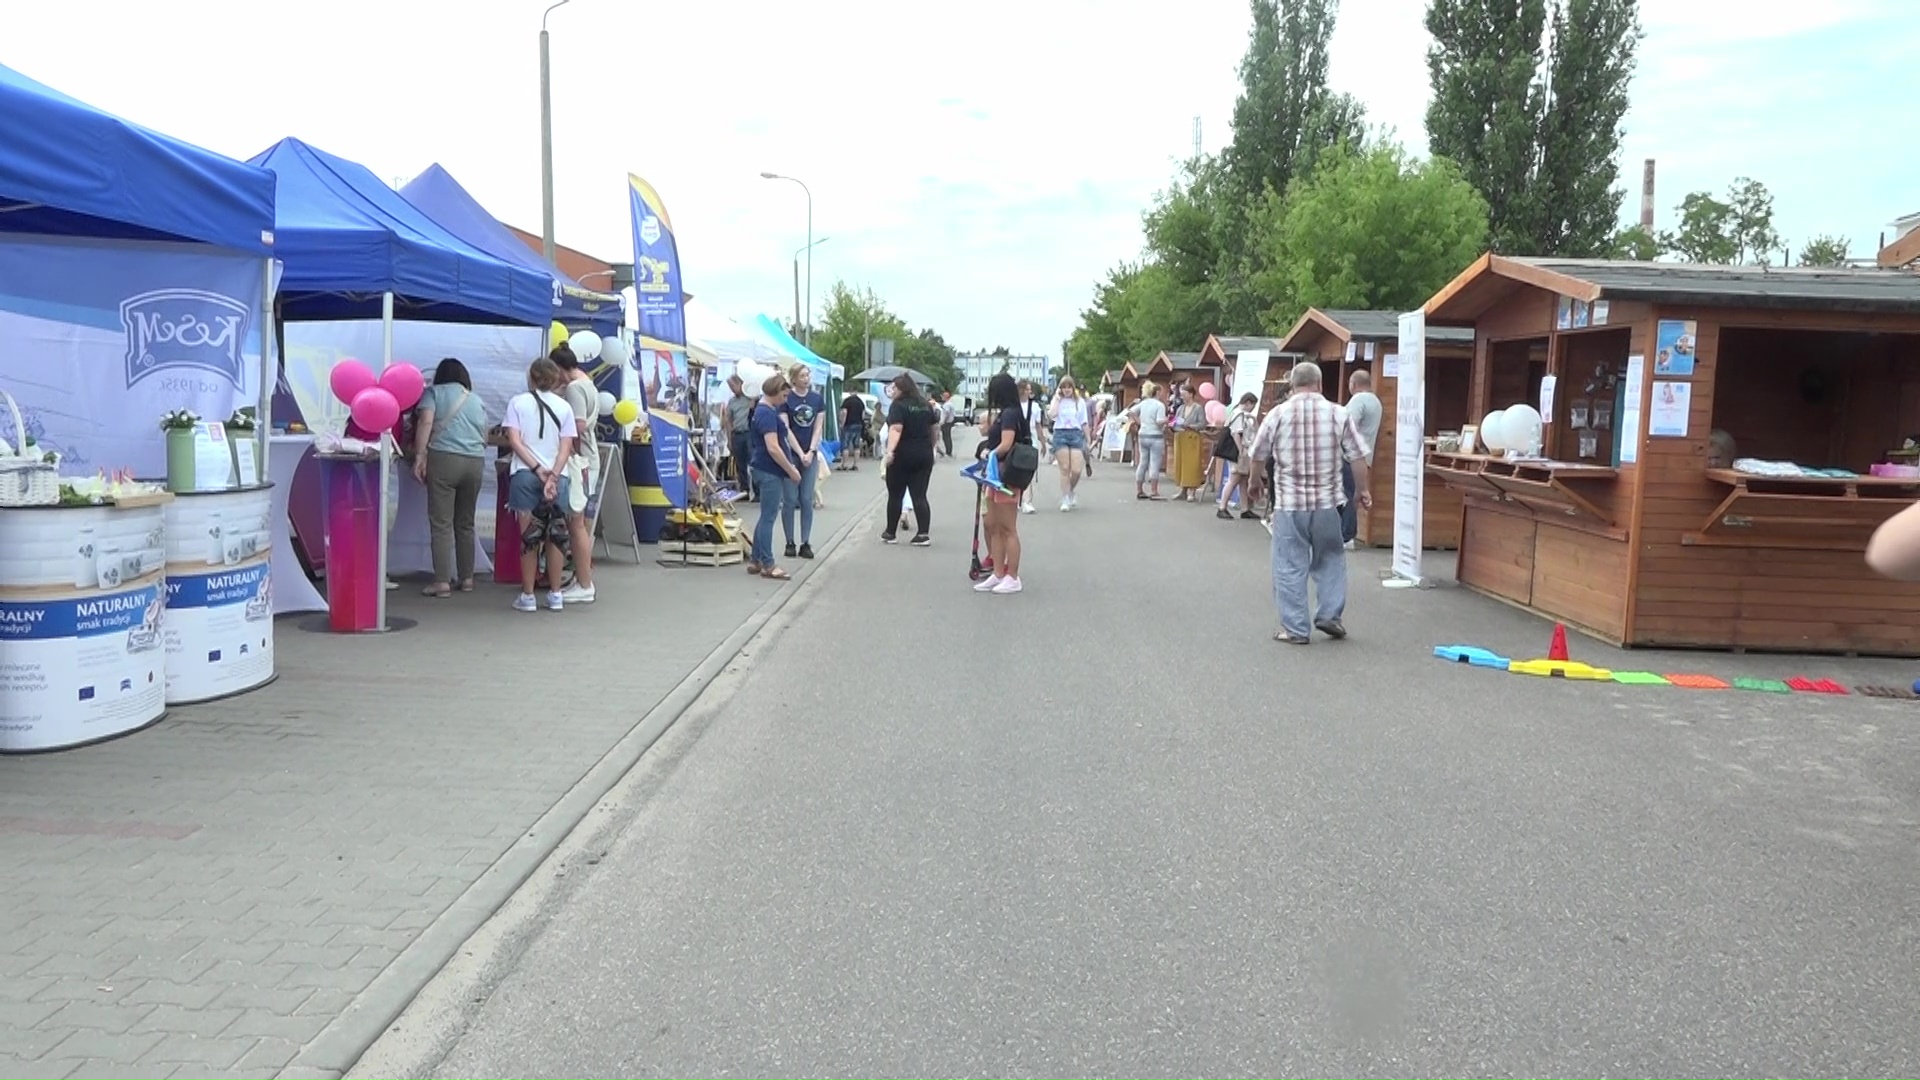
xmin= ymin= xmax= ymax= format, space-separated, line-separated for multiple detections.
xmin=1198 ymin=335 xmax=1284 ymax=367
xmin=1158 ymin=351 xmax=1206 ymax=372
xmin=1427 ymin=253 xmax=1920 ymax=323
xmin=1101 ymin=368 xmax=1126 ymax=389
xmin=1279 ymin=307 xmax=1476 ymax=350
xmin=1123 ymin=355 xmax=1170 ymax=380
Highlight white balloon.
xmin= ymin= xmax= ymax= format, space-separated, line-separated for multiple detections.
xmin=1503 ymin=403 xmax=1544 ymax=455
xmin=597 ymin=391 xmax=618 ymax=415
xmin=599 ymin=335 xmax=630 ymax=366
xmin=568 ymin=330 xmax=603 ymax=361
xmin=736 ymin=361 xmax=774 ymax=389
xmin=1480 ymin=409 xmax=1509 ymax=451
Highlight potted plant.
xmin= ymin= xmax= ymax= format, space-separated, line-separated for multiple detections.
xmin=225 ymin=407 xmax=259 ymax=485
xmin=160 ymin=409 xmax=200 ymax=492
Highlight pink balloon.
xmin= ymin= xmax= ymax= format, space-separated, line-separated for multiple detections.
xmin=349 ymin=387 xmax=400 ymax=434
xmin=1205 ymin=401 xmax=1226 ymax=426
xmin=379 ymin=364 xmax=425 ymax=411
xmin=330 ymin=359 xmax=377 ymax=405
xmin=1197 ymin=382 xmax=1218 ymax=401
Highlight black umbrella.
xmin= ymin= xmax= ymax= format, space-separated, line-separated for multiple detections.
xmin=849 ymin=365 xmax=935 ymax=386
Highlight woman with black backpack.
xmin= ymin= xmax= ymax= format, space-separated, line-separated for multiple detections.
xmin=975 ymin=372 xmax=1035 ymax=595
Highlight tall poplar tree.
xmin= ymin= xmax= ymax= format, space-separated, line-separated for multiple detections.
xmin=1424 ymin=0 xmax=1547 ymax=254
xmin=1213 ymin=0 xmax=1365 ymax=331
xmin=1425 ymin=0 xmax=1641 ymax=257
xmin=1531 ymin=0 xmax=1641 ymax=255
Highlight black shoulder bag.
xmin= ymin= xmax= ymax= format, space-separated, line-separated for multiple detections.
xmin=1001 ymin=407 xmax=1040 ymax=491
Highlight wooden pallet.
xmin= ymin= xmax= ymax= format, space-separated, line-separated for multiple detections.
xmin=657 ymin=538 xmax=744 ymax=567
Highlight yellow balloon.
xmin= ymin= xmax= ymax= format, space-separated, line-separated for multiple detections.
xmin=548 ymin=322 xmax=569 ymax=351
xmin=612 ymin=399 xmax=641 ymax=425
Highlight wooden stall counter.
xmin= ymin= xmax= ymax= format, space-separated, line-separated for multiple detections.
xmin=1685 ymin=469 xmax=1920 ymax=552
xmin=1426 ymin=452 xmax=1621 ymax=535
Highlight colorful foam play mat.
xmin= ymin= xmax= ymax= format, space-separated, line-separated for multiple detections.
xmin=1433 ymin=644 xmax=1919 ymax=700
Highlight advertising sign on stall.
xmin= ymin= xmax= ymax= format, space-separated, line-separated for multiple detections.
xmin=0 ymin=503 xmax=168 ymax=752
xmin=629 ymin=173 xmax=691 ymax=509
xmin=0 ymin=236 xmax=265 ymax=479
xmin=1390 ymin=310 xmax=1426 ymax=586
xmin=163 ymin=487 xmax=275 ymax=704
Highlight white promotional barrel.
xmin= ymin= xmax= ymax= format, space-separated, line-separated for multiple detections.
xmin=162 ymin=484 xmax=275 ymax=704
xmin=0 ymin=500 xmax=170 ymax=752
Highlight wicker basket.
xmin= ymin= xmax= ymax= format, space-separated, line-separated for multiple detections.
xmin=0 ymin=389 xmax=58 ymax=507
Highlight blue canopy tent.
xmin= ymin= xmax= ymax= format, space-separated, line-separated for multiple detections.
xmin=0 ymin=63 xmax=275 ymax=254
xmin=399 ymin=164 xmax=624 ymax=335
xmin=250 ymin=137 xmax=555 ymax=629
xmin=0 ymin=62 xmax=278 ymax=470
xmin=249 ymin=138 xmax=553 ymax=326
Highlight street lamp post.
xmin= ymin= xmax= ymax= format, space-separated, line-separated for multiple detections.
xmin=539 ymin=0 xmax=573 ymax=263
xmin=760 ymin=171 xmax=813 ymax=346
xmin=792 ymin=236 xmax=829 ymax=339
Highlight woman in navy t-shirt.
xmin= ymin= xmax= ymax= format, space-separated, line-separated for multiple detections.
xmin=780 ymin=364 xmax=827 ymax=559
xmin=748 ymin=374 xmax=803 ymax=580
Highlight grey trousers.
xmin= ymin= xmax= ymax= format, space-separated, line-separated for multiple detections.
xmin=426 ymin=452 xmax=484 ymax=584
xmin=1272 ymin=508 xmax=1347 ymax=638
xmin=1135 ymin=435 xmax=1165 ymax=485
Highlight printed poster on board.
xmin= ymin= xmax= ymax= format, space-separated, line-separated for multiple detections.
xmin=1654 ymin=320 xmax=1698 ymax=376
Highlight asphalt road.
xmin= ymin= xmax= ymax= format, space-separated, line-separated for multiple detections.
xmin=408 ymin=459 xmax=1920 ymax=1078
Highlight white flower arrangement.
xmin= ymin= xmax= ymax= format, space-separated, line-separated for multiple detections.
xmin=225 ymin=407 xmax=259 ymax=432
xmin=159 ymin=408 xmax=201 ymax=432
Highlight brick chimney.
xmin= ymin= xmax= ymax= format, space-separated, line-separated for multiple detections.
xmin=1639 ymin=159 xmax=1655 ymax=232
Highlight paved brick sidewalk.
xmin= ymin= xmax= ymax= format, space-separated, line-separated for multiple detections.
xmin=0 ymin=487 xmax=872 ymax=1079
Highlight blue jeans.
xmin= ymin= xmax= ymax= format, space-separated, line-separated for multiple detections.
xmin=782 ymin=456 xmax=818 ymax=545
xmin=1339 ymin=460 xmax=1358 ymax=543
xmin=751 ymin=468 xmax=797 ymax=566
xmin=1272 ymin=508 xmax=1347 ymax=638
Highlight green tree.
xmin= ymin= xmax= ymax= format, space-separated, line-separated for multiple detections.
xmin=1798 ymin=234 xmax=1852 ymax=268
xmin=1227 ymin=0 xmax=1364 ymax=200
xmin=1251 ymin=141 xmax=1490 ymax=329
xmin=1611 ymin=223 xmax=1658 ymax=260
xmin=1425 ymin=0 xmax=1641 ymax=256
xmin=898 ymin=328 xmax=960 ymax=391
xmin=1065 ymin=263 xmax=1144 ymax=388
xmin=1659 ymin=178 xmax=1781 ymax=265
xmin=809 ymin=281 xmax=960 ymax=391
xmin=1725 ymin=177 xmax=1783 ymax=264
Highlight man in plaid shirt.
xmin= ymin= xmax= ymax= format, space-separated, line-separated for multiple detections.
xmin=1247 ymin=361 xmax=1372 ymax=644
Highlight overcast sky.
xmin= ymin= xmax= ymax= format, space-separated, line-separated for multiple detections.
xmin=5 ymin=0 xmax=1914 ymax=358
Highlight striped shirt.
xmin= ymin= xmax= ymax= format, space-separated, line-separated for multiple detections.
xmin=1249 ymin=391 xmax=1367 ymax=513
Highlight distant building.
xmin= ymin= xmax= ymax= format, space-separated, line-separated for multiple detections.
xmin=957 ymin=352 xmax=1049 ymax=402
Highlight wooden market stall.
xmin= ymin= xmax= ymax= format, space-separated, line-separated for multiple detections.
xmin=1279 ymin=309 xmax=1476 ymax=548
xmin=1199 ymin=335 xmax=1293 ymax=413
xmin=1423 ymin=254 xmax=1920 ymax=655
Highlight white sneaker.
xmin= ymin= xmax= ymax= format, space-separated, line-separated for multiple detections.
xmin=992 ymin=576 xmax=1023 ymax=594
xmin=1343 ymin=539 xmax=1359 ymax=551
xmin=513 ymin=593 xmax=537 ymax=612
xmin=1060 ymin=498 xmax=1071 ymax=512
xmin=546 ymin=591 xmax=565 ymax=611
xmin=973 ymin=575 xmax=1003 ymax=592
xmin=1021 ymin=502 xmax=1035 ymax=515
xmin=562 ymin=583 xmax=597 ymax=604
